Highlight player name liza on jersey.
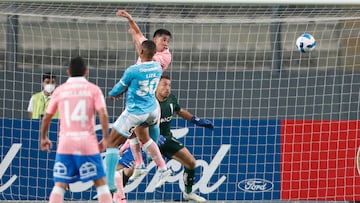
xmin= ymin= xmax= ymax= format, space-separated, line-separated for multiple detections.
xmin=146 ymin=73 xmax=157 ymax=78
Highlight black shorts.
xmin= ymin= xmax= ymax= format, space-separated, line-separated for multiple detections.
xmin=159 ymin=135 xmax=184 ymax=159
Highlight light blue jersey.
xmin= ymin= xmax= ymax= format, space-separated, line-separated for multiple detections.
xmin=109 ymin=61 xmax=162 ymax=115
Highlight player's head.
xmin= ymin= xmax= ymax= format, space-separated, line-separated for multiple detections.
xmin=68 ymin=56 xmax=87 ymax=77
xmin=153 ymin=29 xmax=171 ymax=52
xmin=42 ymin=72 xmax=56 ymax=94
xmin=42 ymin=72 xmax=56 ymax=84
xmin=156 ymin=75 xmax=171 ymax=100
xmin=141 ymin=40 xmax=157 ymax=61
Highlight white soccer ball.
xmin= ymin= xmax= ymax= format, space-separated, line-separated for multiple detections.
xmin=296 ymin=33 xmax=316 ymax=53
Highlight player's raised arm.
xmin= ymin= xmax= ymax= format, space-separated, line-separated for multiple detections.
xmin=117 ymin=9 xmax=144 ymax=55
xmin=108 ymin=79 xmax=128 ymax=100
xmin=177 ymin=108 xmax=214 ymax=130
xmin=109 ymin=66 xmax=133 ymax=100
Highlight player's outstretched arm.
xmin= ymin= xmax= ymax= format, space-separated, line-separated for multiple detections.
xmin=177 ymin=108 xmax=214 ymax=130
xmin=117 ymin=9 xmax=144 ymax=55
xmin=109 ymin=80 xmax=127 ymax=99
xmin=97 ymin=107 xmax=109 ymax=152
xmin=40 ymin=113 xmax=53 ymax=152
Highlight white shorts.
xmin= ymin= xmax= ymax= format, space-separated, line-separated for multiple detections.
xmin=113 ymin=107 xmax=159 ymax=138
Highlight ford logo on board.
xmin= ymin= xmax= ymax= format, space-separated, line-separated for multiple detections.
xmin=238 ymin=178 xmax=273 ymax=192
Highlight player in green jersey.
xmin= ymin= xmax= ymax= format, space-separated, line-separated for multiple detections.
xmin=157 ymin=75 xmax=214 ymax=202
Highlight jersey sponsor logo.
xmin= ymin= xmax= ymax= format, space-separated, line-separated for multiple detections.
xmin=65 ymin=131 xmax=89 ymax=137
xmin=160 ymin=116 xmax=172 ymax=123
xmin=139 ymin=67 xmax=160 ymax=72
xmin=238 ymin=178 xmax=273 ymax=192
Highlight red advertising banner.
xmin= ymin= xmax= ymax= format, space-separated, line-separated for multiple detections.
xmin=281 ymin=120 xmax=360 ymax=201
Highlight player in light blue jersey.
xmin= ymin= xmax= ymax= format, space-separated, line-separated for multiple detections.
xmin=108 ymin=62 xmax=161 ymax=115
xmin=106 ymin=40 xmax=172 ymax=203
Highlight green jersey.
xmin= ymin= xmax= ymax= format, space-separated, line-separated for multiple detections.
xmin=158 ymin=94 xmax=181 ymax=138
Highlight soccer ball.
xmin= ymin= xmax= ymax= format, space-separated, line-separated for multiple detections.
xmin=296 ymin=33 xmax=316 ymax=53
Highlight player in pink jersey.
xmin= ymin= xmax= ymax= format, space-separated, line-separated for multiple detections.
xmin=40 ymin=56 xmax=113 ymax=203
xmin=117 ymin=9 xmax=172 ymax=72
xmin=94 ymin=11 xmax=173 ymax=200
xmin=115 ymin=8 xmax=173 ymax=180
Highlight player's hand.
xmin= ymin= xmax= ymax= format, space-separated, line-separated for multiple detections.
xmin=157 ymin=135 xmax=166 ymax=146
xmin=109 ymin=96 xmax=116 ymax=101
xmin=191 ymin=116 xmax=214 ymax=130
xmin=109 ymin=95 xmax=121 ymax=101
xmin=98 ymin=139 xmax=107 ymax=152
xmin=98 ymin=138 xmax=107 ymax=152
xmin=40 ymin=138 xmax=52 ymax=152
xmin=108 ymin=87 xmax=127 ymax=101
xmin=117 ymin=10 xmax=132 ymax=20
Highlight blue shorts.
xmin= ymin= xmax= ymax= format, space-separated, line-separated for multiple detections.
xmin=118 ymin=148 xmax=147 ymax=168
xmin=53 ymin=153 xmax=106 ymax=184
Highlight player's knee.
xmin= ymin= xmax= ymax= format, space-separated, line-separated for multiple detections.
xmin=137 ymin=135 xmax=151 ymax=144
xmin=93 ymin=177 xmax=107 ymax=188
xmin=108 ymin=129 xmax=128 ymax=148
xmin=188 ymin=161 xmax=196 ymax=169
xmin=123 ymin=167 xmax=135 ymax=177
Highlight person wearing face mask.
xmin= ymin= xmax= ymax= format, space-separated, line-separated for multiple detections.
xmin=27 ymin=72 xmax=59 ymax=119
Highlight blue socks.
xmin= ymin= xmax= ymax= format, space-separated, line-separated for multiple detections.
xmin=105 ymin=148 xmax=119 ymax=189
xmin=149 ymin=124 xmax=160 ymax=143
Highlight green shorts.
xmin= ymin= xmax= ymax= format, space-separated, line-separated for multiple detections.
xmin=159 ymin=135 xmax=184 ymax=159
